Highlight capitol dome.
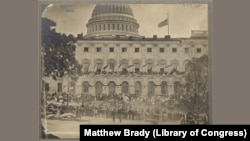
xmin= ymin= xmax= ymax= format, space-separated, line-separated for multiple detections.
xmin=85 ymin=3 xmax=141 ymax=38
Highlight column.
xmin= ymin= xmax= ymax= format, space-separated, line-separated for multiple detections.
xmin=155 ymin=80 xmax=161 ymax=95
xmin=141 ymin=78 xmax=147 ymax=96
xmin=116 ymin=79 xmax=122 ymax=94
xmin=89 ymin=79 xmax=95 ymax=95
xmin=129 ymin=78 xmax=135 ymax=94
xmin=116 ymin=85 xmax=122 ymax=94
xmin=103 ymin=85 xmax=108 ymax=95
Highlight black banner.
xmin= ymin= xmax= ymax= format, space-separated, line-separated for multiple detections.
xmin=80 ymin=125 xmax=249 ymax=140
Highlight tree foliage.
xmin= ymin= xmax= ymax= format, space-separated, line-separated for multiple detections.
xmin=185 ymin=55 xmax=209 ymax=114
xmin=171 ymin=55 xmax=209 ymax=117
xmin=41 ymin=18 xmax=83 ymax=79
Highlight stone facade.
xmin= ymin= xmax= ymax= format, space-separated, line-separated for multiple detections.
xmin=42 ymin=4 xmax=208 ymax=97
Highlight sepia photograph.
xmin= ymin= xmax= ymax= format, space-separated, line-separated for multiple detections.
xmin=40 ymin=1 xmax=211 ymax=139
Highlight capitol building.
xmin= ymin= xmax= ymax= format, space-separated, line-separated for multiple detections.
xmin=43 ymin=3 xmax=208 ymax=97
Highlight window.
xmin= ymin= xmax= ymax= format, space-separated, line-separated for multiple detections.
xmin=135 ymin=48 xmax=139 ymax=52
xmin=109 ymin=82 xmax=116 ymax=94
xmin=172 ymin=48 xmax=177 ymax=53
xmin=121 ymin=59 xmax=129 ymax=74
xmin=148 ymin=68 xmax=152 ymax=73
xmin=160 ymin=48 xmax=164 ymax=52
xmin=82 ymin=81 xmax=89 ymax=93
xmin=99 ymin=24 xmax=101 ymax=31
xmin=122 ymin=48 xmax=127 ymax=52
xmin=160 ymin=68 xmax=164 ymax=74
xmin=197 ymin=48 xmax=201 ymax=53
xmin=45 ymin=83 xmax=50 ymax=91
xmin=96 ymin=63 xmax=102 ymax=74
xmin=135 ymin=68 xmax=140 ymax=73
xmin=57 ymin=83 xmax=62 ymax=92
xmin=135 ymin=81 xmax=142 ymax=95
xmin=83 ymin=62 xmax=89 ymax=74
xmin=95 ymin=81 xmax=102 ymax=95
xmin=148 ymin=81 xmax=155 ymax=95
xmin=122 ymin=68 xmax=128 ymax=74
xmin=109 ymin=62 xmax=115 ymax=72
xmin=109 ymin=47 xmax=114 ymax=52
xmin=161 ymin=81 xmax=168 ymax=95
xmin=147 ymin=48 xmax=152 ymax=52
xmin=172 ymin=60 xmax=178 ymax=70
xmin=147 ymin=63 xmax=153 ymax=73
xmin=122 ymin=81 xmax=129 ymax=94
xmin=134 ymin=62 xmax=141 ymax=73
xmin=96 ymin=47 xmax=101 ymax=52
xmin=184 ymin=48 xmax=189 ymax=53
xmin=84 ymin=47 xmax=88 ymax=52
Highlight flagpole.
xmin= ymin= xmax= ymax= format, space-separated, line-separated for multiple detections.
xmin=168 ymin=9 xmax=169 ymax=36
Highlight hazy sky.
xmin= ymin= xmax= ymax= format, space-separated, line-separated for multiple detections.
xmin=42 ymin=3 xmax=208 ymax=38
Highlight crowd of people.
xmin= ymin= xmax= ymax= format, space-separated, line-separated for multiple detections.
xmin=41 ymin=91 xmax=208 ymax=124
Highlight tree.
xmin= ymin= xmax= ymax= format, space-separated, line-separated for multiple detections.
xmin=173 ymin=55 xmax=209 ymax=123
xmin=41 ymin=18 xmax=83 ymax=80
xmin=184 ymin=55 xmax=209 ymax=121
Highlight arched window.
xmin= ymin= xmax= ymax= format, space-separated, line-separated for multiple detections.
xmin=95 ymin=59 xmax=103 ymax=74
xmin=120 ymin=59 xmax=128 ymax=74
xmin=146 ymin=59 xmax=154 ymax=74
xmin=161 ymin=81 xmax=168 ymax=95
xmin=109 ymin=81 xmax=116 ymax=94
xmin=82 ymin=59 xmax=90 ymax=74
xmin=82 ymin=81 xmax=89 ymax=94
xmin=171 ymin=59 xmax=179 ymax=70
xmin=95 ymin=81 xmax=103 ymax=95
xmin=133 ymin=59 xmax=141 ymax=73
xmin=158 ymin=59 xmax=166 ymax=74
xmin=148 ymin=81 xmax=155 ymax=95
xmin=108 ymin=59 xmax=116 ymax=73
xmin=122 ymin=81 xmax=129 ymax=94
xmin=135 ymin=81 xmax=142 ymax=96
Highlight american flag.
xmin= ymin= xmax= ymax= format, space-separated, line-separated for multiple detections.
xmin=158 ymin=18 xmax=168 ymax=28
